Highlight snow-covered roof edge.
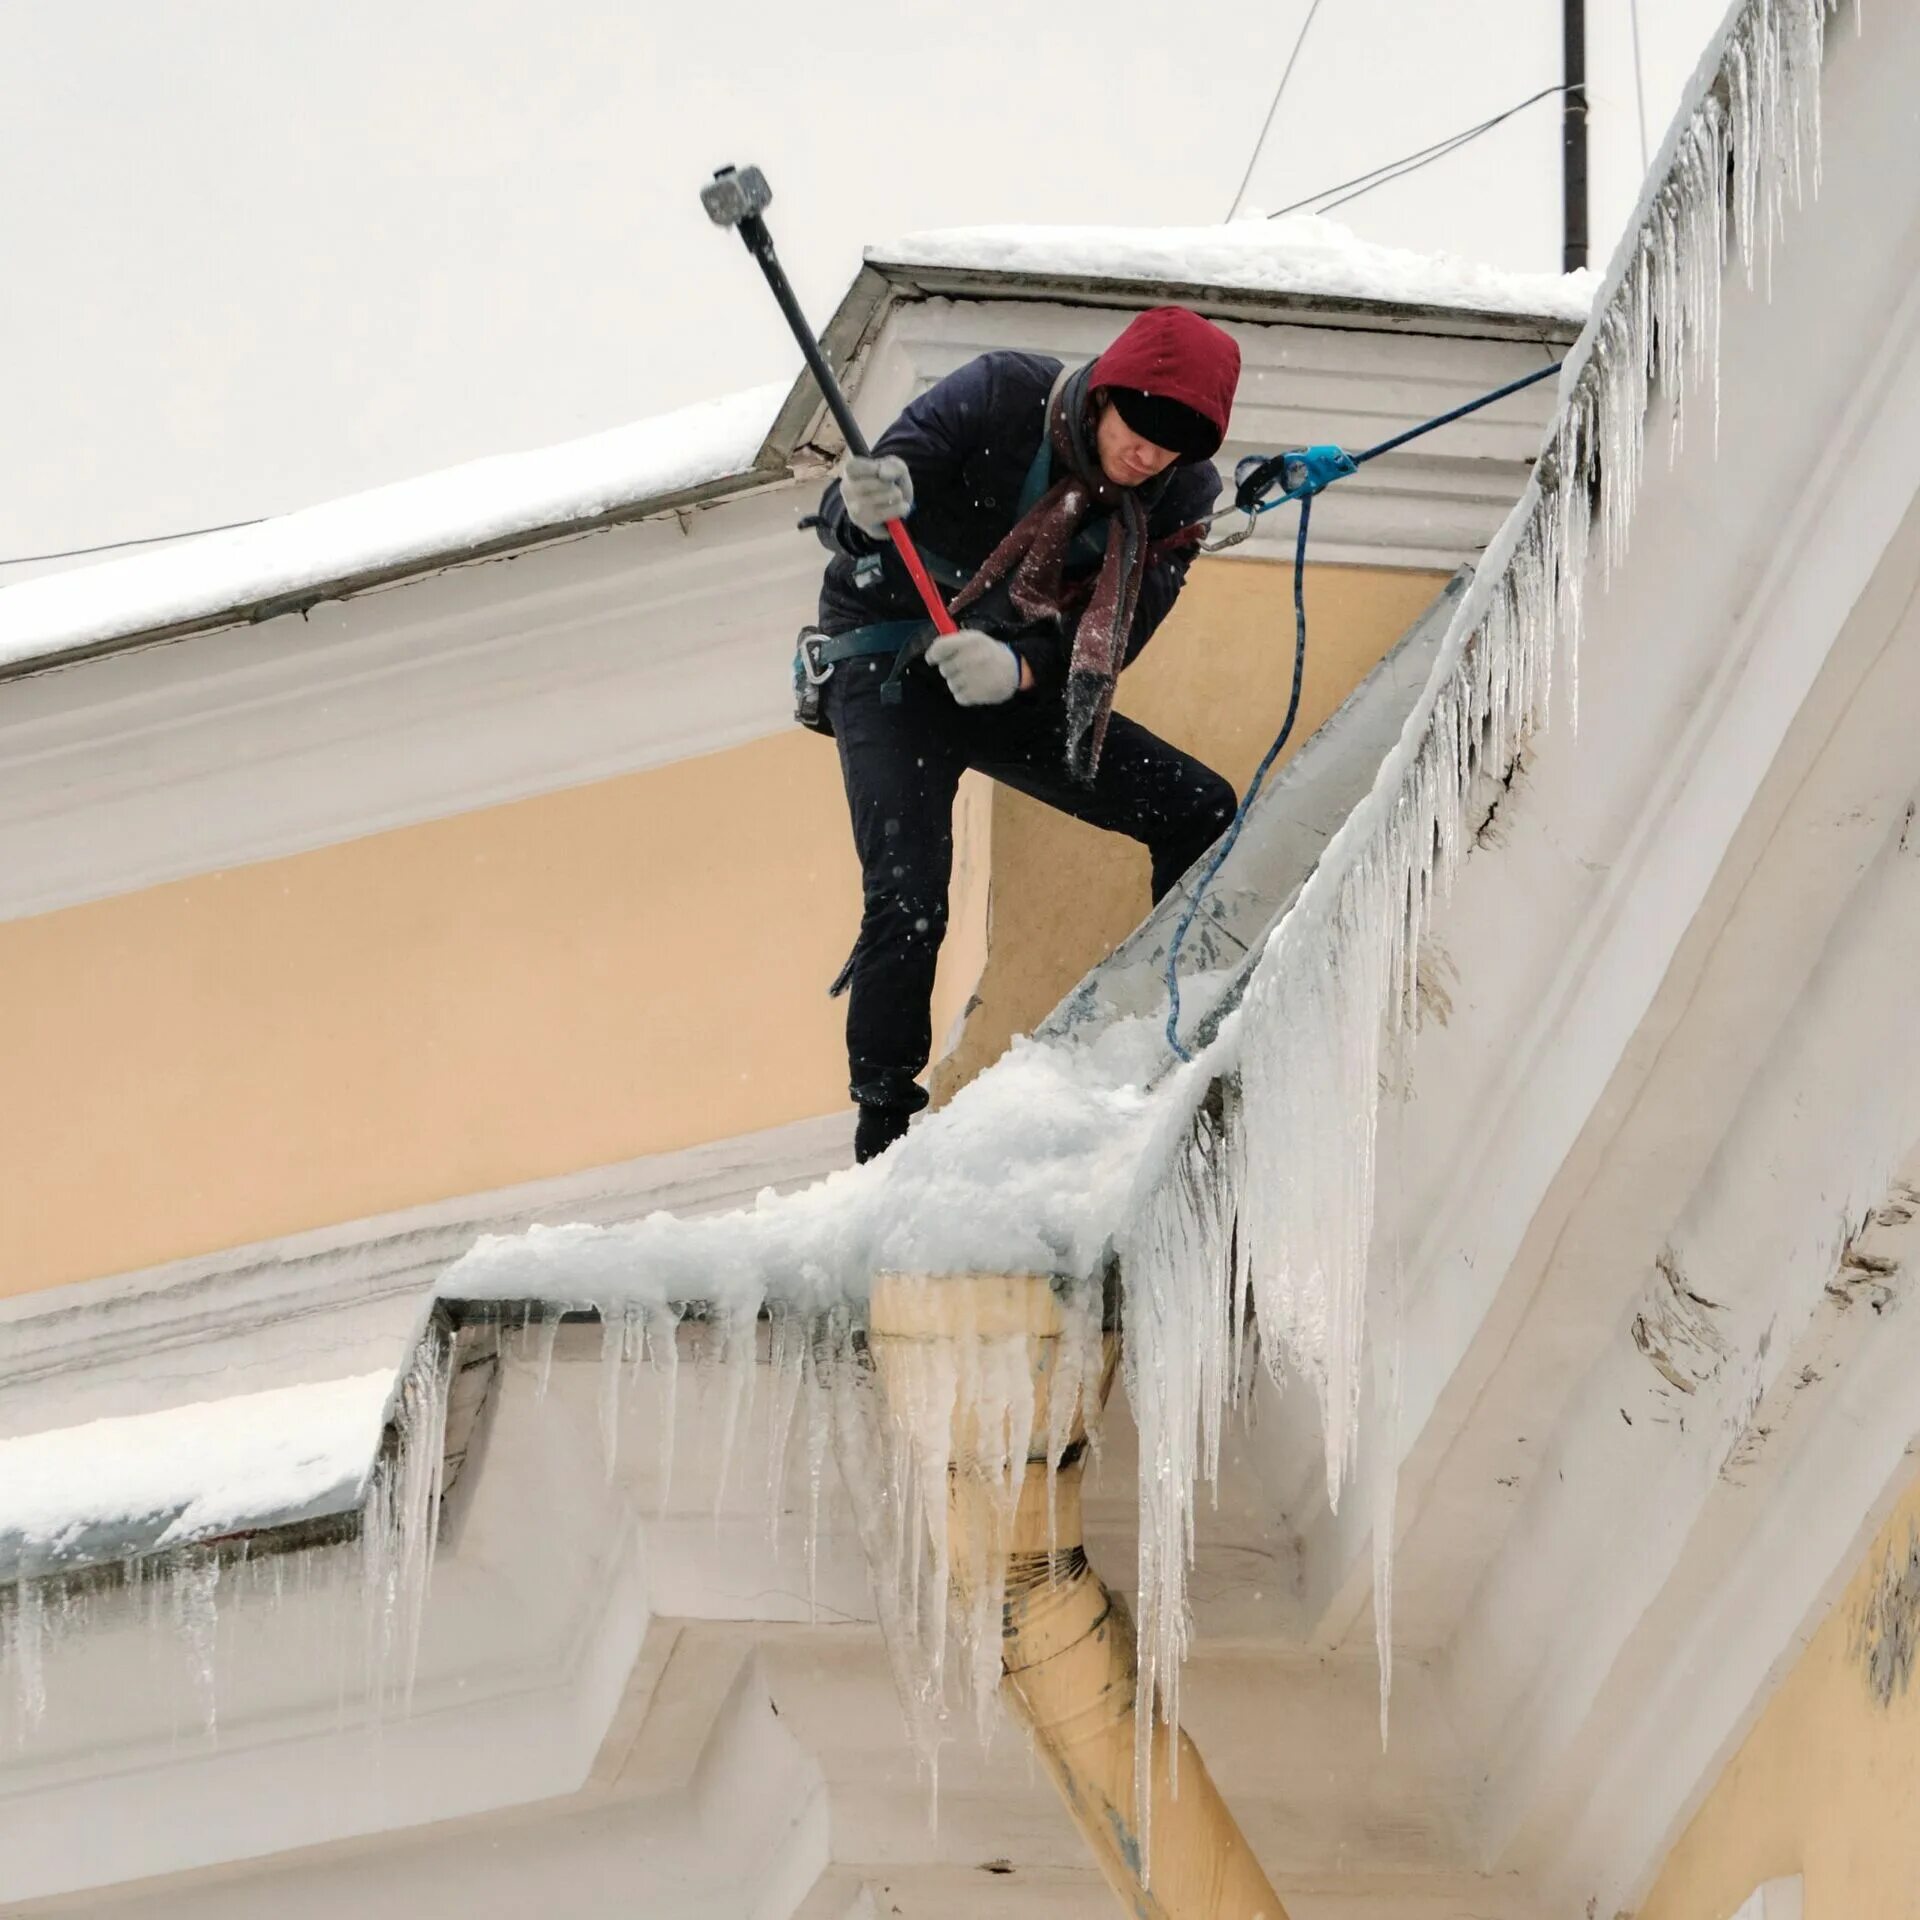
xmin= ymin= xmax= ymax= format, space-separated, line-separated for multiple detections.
xmin=0 ymin=380 xmax=795 ymax=681
xmin=440 ymin=0 xmax=1817 ymax=1335
xmin=0 ymin=1289 xmax=450 ymax=1594
xmin=872 ymin=214 xmax=1597 ymax=328
xmin=436 ymin=0 xmax=1843 ymax=1768
xmin=1112 ymin=0 xmax=1840 ymax=1728
xmin=0 ymin=1371 xmax=395 ymax=1583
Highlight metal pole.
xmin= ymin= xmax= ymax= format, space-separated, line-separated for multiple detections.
xmin=700 ymin=165 xmax=956 ymax=636
xmin=1562 ymin=0 xmax=1589 ymax=272
xmin=734 ymin=217 xmax=874 ymax=459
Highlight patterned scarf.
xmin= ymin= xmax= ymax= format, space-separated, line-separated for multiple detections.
xmin=949 ymin=363 xmax=1204 ymax=783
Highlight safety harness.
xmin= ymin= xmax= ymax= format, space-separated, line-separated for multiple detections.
xmin=796 ymin=425 xmax=1092 ymax=718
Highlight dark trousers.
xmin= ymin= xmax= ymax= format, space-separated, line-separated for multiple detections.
xmin=826 ymin=655 xmax=1236 ymax=1113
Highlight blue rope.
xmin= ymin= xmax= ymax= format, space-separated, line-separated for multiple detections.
xmin=1165 ymin=494 xmax=1312 ymax=1061
xmin=1348 ymin=358 xmax=1567 ymax=465
xmin=1161 ymin=357 xmax=1563 ymax=1062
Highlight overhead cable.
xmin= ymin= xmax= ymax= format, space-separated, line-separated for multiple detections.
xmin=1223 ymin=0 xmax=1327 ymax=223
xmin=1263 ymin=82 xmax=1585 ymax=223
xmin=0 ymin=515 xmax=268 ymax=570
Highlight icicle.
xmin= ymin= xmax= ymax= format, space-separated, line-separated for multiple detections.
xmin=1107 ymin=0 xmax=1843 ymax=1781
xmin=810 ymin=1302 xmax=944 ymax=1796
xmin=169 ymin=1546 xmax=223 ymax=1736
xmin=1369 ymin=1032 xmax=1409 ymax=1749
xmin=1044 ymin=1269 xmax=1103 ymax=1561
xmin=360 ymin=1316 xmax=453 ymax=1715
xmin=3 ymin=1576 xmax=47 ymax=1738
xmin=763 ymin=1303 xmax=807 ymax=1557
xmin=1235 ymin=838 xmax=1393 ymax=1513
xmin=598 ymin=1302 xmax=644 ymax=1477
xmin=807 ymin=1274 xmax=1107 ymax=1809
xmin=1120 ymin=1093 xmax=1238 ymax=1865
xmin=523 ymin=1310 xmax=561 ymax=1404
xmin=802 ymin=1323 xmax=834 ymax=1619
xmin=954 ymin=1321 xmax=1036 ymax=1750
xmin=644 ymin=1303 xmax=681 ymax=1512
xmin=708 ymin=1291 xmax=761 ymax=1517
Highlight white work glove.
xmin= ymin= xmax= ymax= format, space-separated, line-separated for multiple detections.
xmin=839 ymin=452 xmax=914 ymax=536
xmin=928 ymin=628 xmax=1022 ymax=706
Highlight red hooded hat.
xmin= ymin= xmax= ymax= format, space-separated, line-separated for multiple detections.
xmin=1087 ymin=306 xmax=1240 ymax=462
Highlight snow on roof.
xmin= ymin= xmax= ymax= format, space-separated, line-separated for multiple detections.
xmin=0 ymin=220 xmax=1590 ymax=683
xmin=873 ymin=214 xmax=1597 ymax=325
xmin=0 ymin=381 xmax=788 ymax=679
xmin=0 ymin=1371 xmax=395 ymax=1580
xmin=450 ymin=1013 xmax=1185 ymax=1318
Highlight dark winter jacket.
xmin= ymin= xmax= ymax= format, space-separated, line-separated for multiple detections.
xmin=813 ymin=349 xmax=1225 ymax=694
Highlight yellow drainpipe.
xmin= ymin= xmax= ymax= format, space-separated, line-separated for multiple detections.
xmin=868 ymin=1271 xmax=1288 ymax=1920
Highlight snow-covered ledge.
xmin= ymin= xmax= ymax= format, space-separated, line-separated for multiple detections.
xmin=0 ymin=1373 xmax=393 ymax=1583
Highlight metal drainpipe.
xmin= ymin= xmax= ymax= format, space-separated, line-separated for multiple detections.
xmin=1563 ymin=0 xmax=1589 ymax=272
xmin=868 ymin=1273 xmax=1289 ymax=1920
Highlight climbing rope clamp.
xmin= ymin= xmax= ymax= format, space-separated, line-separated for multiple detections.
xmin=1199 ymin=446 xmax=1362 ymax=554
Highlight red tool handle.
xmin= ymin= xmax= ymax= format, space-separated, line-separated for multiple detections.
xmin=884 ymin=519 xmax=958 ymax=635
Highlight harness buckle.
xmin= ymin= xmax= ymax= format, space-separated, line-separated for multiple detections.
xmin=792 ymin=627 xmax=835 ymax=737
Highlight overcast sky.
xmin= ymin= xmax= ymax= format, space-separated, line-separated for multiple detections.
xmin=0 ymin=0 xmax=1730 ymax=574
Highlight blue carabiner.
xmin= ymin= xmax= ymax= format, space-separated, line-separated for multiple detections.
xmin=1236 ymin=444 xmax=1359 ymax=515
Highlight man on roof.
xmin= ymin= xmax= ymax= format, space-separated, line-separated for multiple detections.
xmin=810 ymin=306 xmax=1242 ymax=1162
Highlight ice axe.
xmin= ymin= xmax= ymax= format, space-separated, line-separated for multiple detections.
xmin=700 ymin=164 xmax=957 ymax=637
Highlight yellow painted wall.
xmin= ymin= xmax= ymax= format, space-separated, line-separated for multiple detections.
xmin=934 ymin=557 xmax=1451 ymax=1099
xmin=1635 ymin=1466 xmax=1920 ymax=1920
xmin=0 ymin=730 xmax=881 ymax=1298
xmin=2 ymin=555 xmax=1442 ymax=1300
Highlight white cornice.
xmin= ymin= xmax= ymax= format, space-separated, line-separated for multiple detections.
xmin=0 ymin=1110 xmax=852 ymax=1430
xmin=1259 ymin=9 xmax=1920 ymax=1908
xmin=0 ymin=474 xmax=828 ymax=922
xmin=866 ymin=252 xmax=1586 ymax=343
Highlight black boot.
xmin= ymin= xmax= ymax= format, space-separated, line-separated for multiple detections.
xmin=854 ymin=1103 xmax=913 ymax=1164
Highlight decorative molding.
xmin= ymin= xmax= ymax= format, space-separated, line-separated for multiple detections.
xmin=1257 ymin=9 xmax=1920 ymax=1909
xmin=0 ymin=1109 xmax=853 ymax=1410
xmin=0 ymin=477 xmax=824 ymax=921
xmin=867 ymin=254 xmax=1584 ymax=344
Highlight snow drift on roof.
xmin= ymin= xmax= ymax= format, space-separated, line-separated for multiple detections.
xmin=874 ymin=213 xmax=1597 ymax=325
xmin=0 ymin=381 xmax=787 ymax=677
xmin=0 ymin=1371 xmax=395 ymax=1580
